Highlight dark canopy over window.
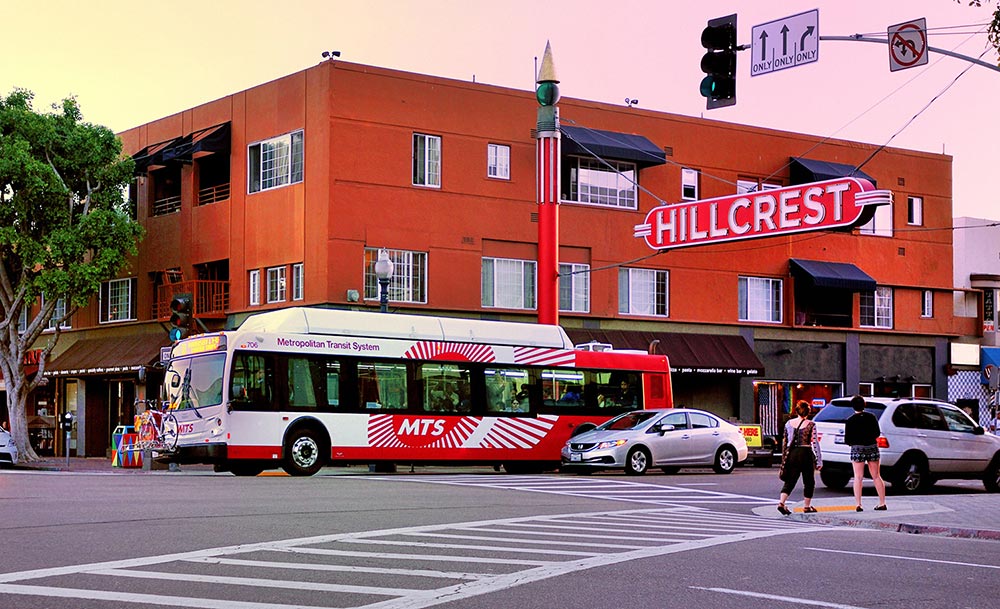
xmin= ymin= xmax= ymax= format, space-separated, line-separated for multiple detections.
xmin=790 ymin=157 xmax=875 ymax=186
xmin=790 ymin=258 xmax=877 ymax=292
xmin=561 ymin=125 xmax=666 ymax=168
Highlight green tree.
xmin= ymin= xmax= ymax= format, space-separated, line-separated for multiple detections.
xmin=0 ymin=89 xmax=143 ymax=463
xmin=965 ymin=1 xmax=1000 ymax=51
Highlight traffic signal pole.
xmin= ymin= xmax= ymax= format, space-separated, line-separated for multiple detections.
xmin=820 ymin=35 xmax=1000 ymax=73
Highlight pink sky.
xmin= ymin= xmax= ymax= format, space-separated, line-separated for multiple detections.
xmin=3 ymin=0 xmax=998 ymax=219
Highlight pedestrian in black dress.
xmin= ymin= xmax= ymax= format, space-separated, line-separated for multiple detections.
xmin=844 ymin=395 xmax=887 ymax=511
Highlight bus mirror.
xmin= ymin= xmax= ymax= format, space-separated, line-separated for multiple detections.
xmin=169 ymin=371 xmax=181 ymax=388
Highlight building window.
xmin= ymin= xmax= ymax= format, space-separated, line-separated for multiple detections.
xmin=413 ymin=133 xmax=441 ymax=187
xmin=249 ymin=270 xmax=260 ymax=306
xmin=860 ymin=286 xmax=893 ymax=329
xmin=682 ymin=167 xmax=700 ymax=200
xmin=291 ymin=263 xmax=304 ymax=301
xmin=364 ymin=248 xmax=428 ymax=303
xmin=907 ymin=196 xmax=923 ymax=226
xmin=487 ymin=143 xmax=510 ymax=180
xmin=563 ymin=157 xmax=637 ymax=209
xmin=859 ymin=199 xmax=893 ymax=236
xmin=17 ymin=306 xmax=27 ymax=334
xmin=482 ymin=257 xmax=536 ymax=310
xmin=248 ymin=130 xmax=304 ymax=193
xmin=739 ymin=276 xmax=782 ymax=323
xmin=267 ymin=266 xmax=287 ymax=304
xmin=921 ymin=289 xmax=933 ymax=318
xmin=618 ymin=268 xmax=668 ymax=316
xmin=44 ymin=297 xmax=70 ymax=331
xmin=737 ymin=178 xmax=781 ymax=194
xmin=559 ymin=263 xmax=590 ymax=313
xmin=100 ymin=278 xmax=137 ymax=323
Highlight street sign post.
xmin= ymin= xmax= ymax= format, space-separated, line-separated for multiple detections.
xmin=888 ymin=18 xmax=928 ymax=72
xmin=751 ymin=9 xmax=819 ymax=77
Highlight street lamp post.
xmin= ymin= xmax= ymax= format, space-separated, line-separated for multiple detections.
xmin=374 ymin=248 xmax=394 ymax=313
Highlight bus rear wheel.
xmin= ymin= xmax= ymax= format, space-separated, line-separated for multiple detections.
xmin=282 ymin=428 xmax=326 ymax=477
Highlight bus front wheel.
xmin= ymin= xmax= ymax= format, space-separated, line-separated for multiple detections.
xmin=282 ymin=428 xmax=326 ymax=477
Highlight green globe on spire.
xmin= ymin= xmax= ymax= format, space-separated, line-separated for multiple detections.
xmin=536 ymin=81 xmax=560 ymax=106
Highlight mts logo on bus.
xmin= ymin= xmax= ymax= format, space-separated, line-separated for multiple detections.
xmin=398 ymin=418 xmax=447 ymax=436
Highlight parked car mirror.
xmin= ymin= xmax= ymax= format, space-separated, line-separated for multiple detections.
xmin=973 ymin=425 xmax=985 ymax=436
xmin=656 ymin=423 xmax=676 ymax=434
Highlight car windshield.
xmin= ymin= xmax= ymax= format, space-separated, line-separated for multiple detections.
xmin=813 ymin=400 xmax=888 ymax=423
xmin=598 ymin=411 xmax=660 ymax=431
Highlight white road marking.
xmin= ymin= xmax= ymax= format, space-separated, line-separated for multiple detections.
xmin=691 ymin=586 xmax=870 ymax=609
xmin=806 ymin=547 xmax=1000 ymax=570
xmin=0 ymin=507 xmax=825 ymax=609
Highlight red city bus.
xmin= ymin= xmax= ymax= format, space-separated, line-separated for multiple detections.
xmin=158 ymin=308 xmax=672 ymax=476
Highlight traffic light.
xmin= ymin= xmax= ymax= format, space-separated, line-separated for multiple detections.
xmin=700 ymin=14 xmax=738 ymax=109
xmin=168 ymin=293 xmax=193 ymax=342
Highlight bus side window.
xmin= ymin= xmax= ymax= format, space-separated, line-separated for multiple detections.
xmin=231 ymin=353 xmax=273 ymax=409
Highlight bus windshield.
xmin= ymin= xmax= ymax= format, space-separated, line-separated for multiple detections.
xmin=164 ymin=353 xmax=227 ymax=410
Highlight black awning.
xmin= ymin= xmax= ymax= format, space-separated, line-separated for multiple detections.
xmin=565 ymin=329 xmax=764 ymax=375
xmin=132 ymin=137 xmax=184 ymax=174
xmin=45 ymin=334 xmax=170 ymax=376
xmin=561 ymin=125 xmax=666 ymax=168
xmin=790 ymin=157 xmax=875 ymax=187
xmin=790 ymin=258 xmax=877 ymax=291
xmin=161 ymin=122 xmax=232 ymax=163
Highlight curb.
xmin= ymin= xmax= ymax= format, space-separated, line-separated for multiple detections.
xmin=784 ymin=513 xmax=1000 ymax=542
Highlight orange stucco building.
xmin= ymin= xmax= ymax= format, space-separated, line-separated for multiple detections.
xmin=29 ymin=59 xmax=972 ymax=456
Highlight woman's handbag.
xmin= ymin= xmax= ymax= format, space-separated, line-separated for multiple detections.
xmin=778 ymin=419 xmax=806 ymax=482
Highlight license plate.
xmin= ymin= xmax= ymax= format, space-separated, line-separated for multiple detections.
xmin=834 ymin=436 xmax=845 ymax=444
xmin=570 ymin=453 xmax=582 ymax=462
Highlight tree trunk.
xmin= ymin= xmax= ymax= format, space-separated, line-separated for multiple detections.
xmin=5 ymin=374 xmax=41 ymax=463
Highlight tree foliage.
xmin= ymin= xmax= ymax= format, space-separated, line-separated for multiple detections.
xmin=964 ymin=1 xmax=1000 ymax=53
xmin=0 ymin=89 xmax=144 ymax=462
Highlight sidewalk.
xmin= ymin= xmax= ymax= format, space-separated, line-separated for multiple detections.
xmin=11 ymin=458 xmax=1000 ymax=542
xmin=752 ymin=495 xmax=1000 ymax=542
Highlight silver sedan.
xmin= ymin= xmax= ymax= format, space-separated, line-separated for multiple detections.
xmin=561 ymin=408 xmax=749 ymax=475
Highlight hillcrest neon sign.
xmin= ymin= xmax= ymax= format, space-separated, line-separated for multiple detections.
xmin=634 ymin=177 xmax=893 ymax=250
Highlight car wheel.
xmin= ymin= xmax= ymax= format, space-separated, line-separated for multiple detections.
xmin=713 ymin=446 xmax=737 ymax=474
xmin=893 ymin=455 xmax=930 ymax=494
xmin=820 ymin=468 xmax=850 ymax=489
xmin=659 ymin=466 xmax=680 ymax=475
xmin=984 ymin=459 xmax=1000 ymax=493
xmin=282 ymin=427 xmax=326 ymax=477
xmin=752 ymin=455 xmax=773 ymax=468
xmin=625 ymin=447 xmax=650 ymax=475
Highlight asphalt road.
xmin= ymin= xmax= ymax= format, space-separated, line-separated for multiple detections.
xmin=1 ymin=467 xmax=997 ymax=609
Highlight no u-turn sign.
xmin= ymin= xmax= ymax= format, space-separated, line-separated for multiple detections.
xmin=888 ymin=18 xmax=928 ymax=72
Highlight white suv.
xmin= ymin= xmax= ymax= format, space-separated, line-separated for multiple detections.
xmin=812 ymin=397 xmax=1000 ymax=494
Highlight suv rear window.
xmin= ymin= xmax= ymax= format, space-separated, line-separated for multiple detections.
xmin=813 ymin=400 xmax=888 ymax=423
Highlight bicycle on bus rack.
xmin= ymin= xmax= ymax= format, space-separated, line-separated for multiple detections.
xmin=133 ymin=399 xmax=180 ymax=453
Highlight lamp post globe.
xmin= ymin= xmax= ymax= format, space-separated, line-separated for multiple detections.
xmin=374 ymin=248 xmax=394 ymax=313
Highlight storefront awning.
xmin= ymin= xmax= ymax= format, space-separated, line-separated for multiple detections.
xmin=790 ymin=258 xmax=877 ymax=292
xmin=982 ymin=347 xmax=1000 ymax=385
xmin=565 ymin=329 xmax=764 ymax=375
xmin=561 ymin=125 xmax=667 ymax=168
xmin=790 ymin=156 xmax=875 ymax=186
xmin=45 ymin=334 xmax=170 ymax=376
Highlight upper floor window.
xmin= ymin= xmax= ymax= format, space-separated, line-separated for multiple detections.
xmin=682 ymin=167 xmax=700 ymax=200
xmin=267 ymin=266 xmax=287 ymax=304
xmin=559 ymin=263 xmax=590 ymax=313
xmin=860 ymin=286 xmax=893 ymax=329
xmin=487 ymin=144 xmax=510 ymax=180
xmin=482 ymin=257 xmax=535 ymax=310
xmin=292 ymin=263 xmax=304 ymax=301
xmin=921 ymin=289 xmax=933 ymax=318
xmin=739 ymin=276 xmax=782 ymax=323
xmin=249 ymin=270 xmax=260 ymax=306
xmin=618 ymin=268 xmax=668 ymax=316
xmin=100 ymin=277 xmax=137 ymax=323
xmin=248 ymin=130 xmax=304 ymax=193
xmin=907 ymin=196 xmax=923 ymax=226
xmin=737 ymin=178 xmax=781 ymax=194
xmin=563 ymin=157 xmax=637 ymax=209
xmin=413 ymin=133 xmax=441 ymax=187
xmin=44 ymin=297 xmax=71 ymax=331
xmin=859 ymin=199 xmax=893 ymax=237
xmin=17 ymin=306 xmax=27 ymax=334
xmin=364 ymin=248 xmax=428 ymax=304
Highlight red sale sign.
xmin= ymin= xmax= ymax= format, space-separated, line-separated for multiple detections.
xmin=634 ymin=178 xmax=893 ymax=250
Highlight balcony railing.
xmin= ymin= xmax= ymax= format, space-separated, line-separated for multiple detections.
xmin=152 ymin=195 xmax=182 ymax=216
xmin=155 ymin=280 xmax=230 ymax=321
xmin=199 ymin=182 xmax=230 ymax=205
